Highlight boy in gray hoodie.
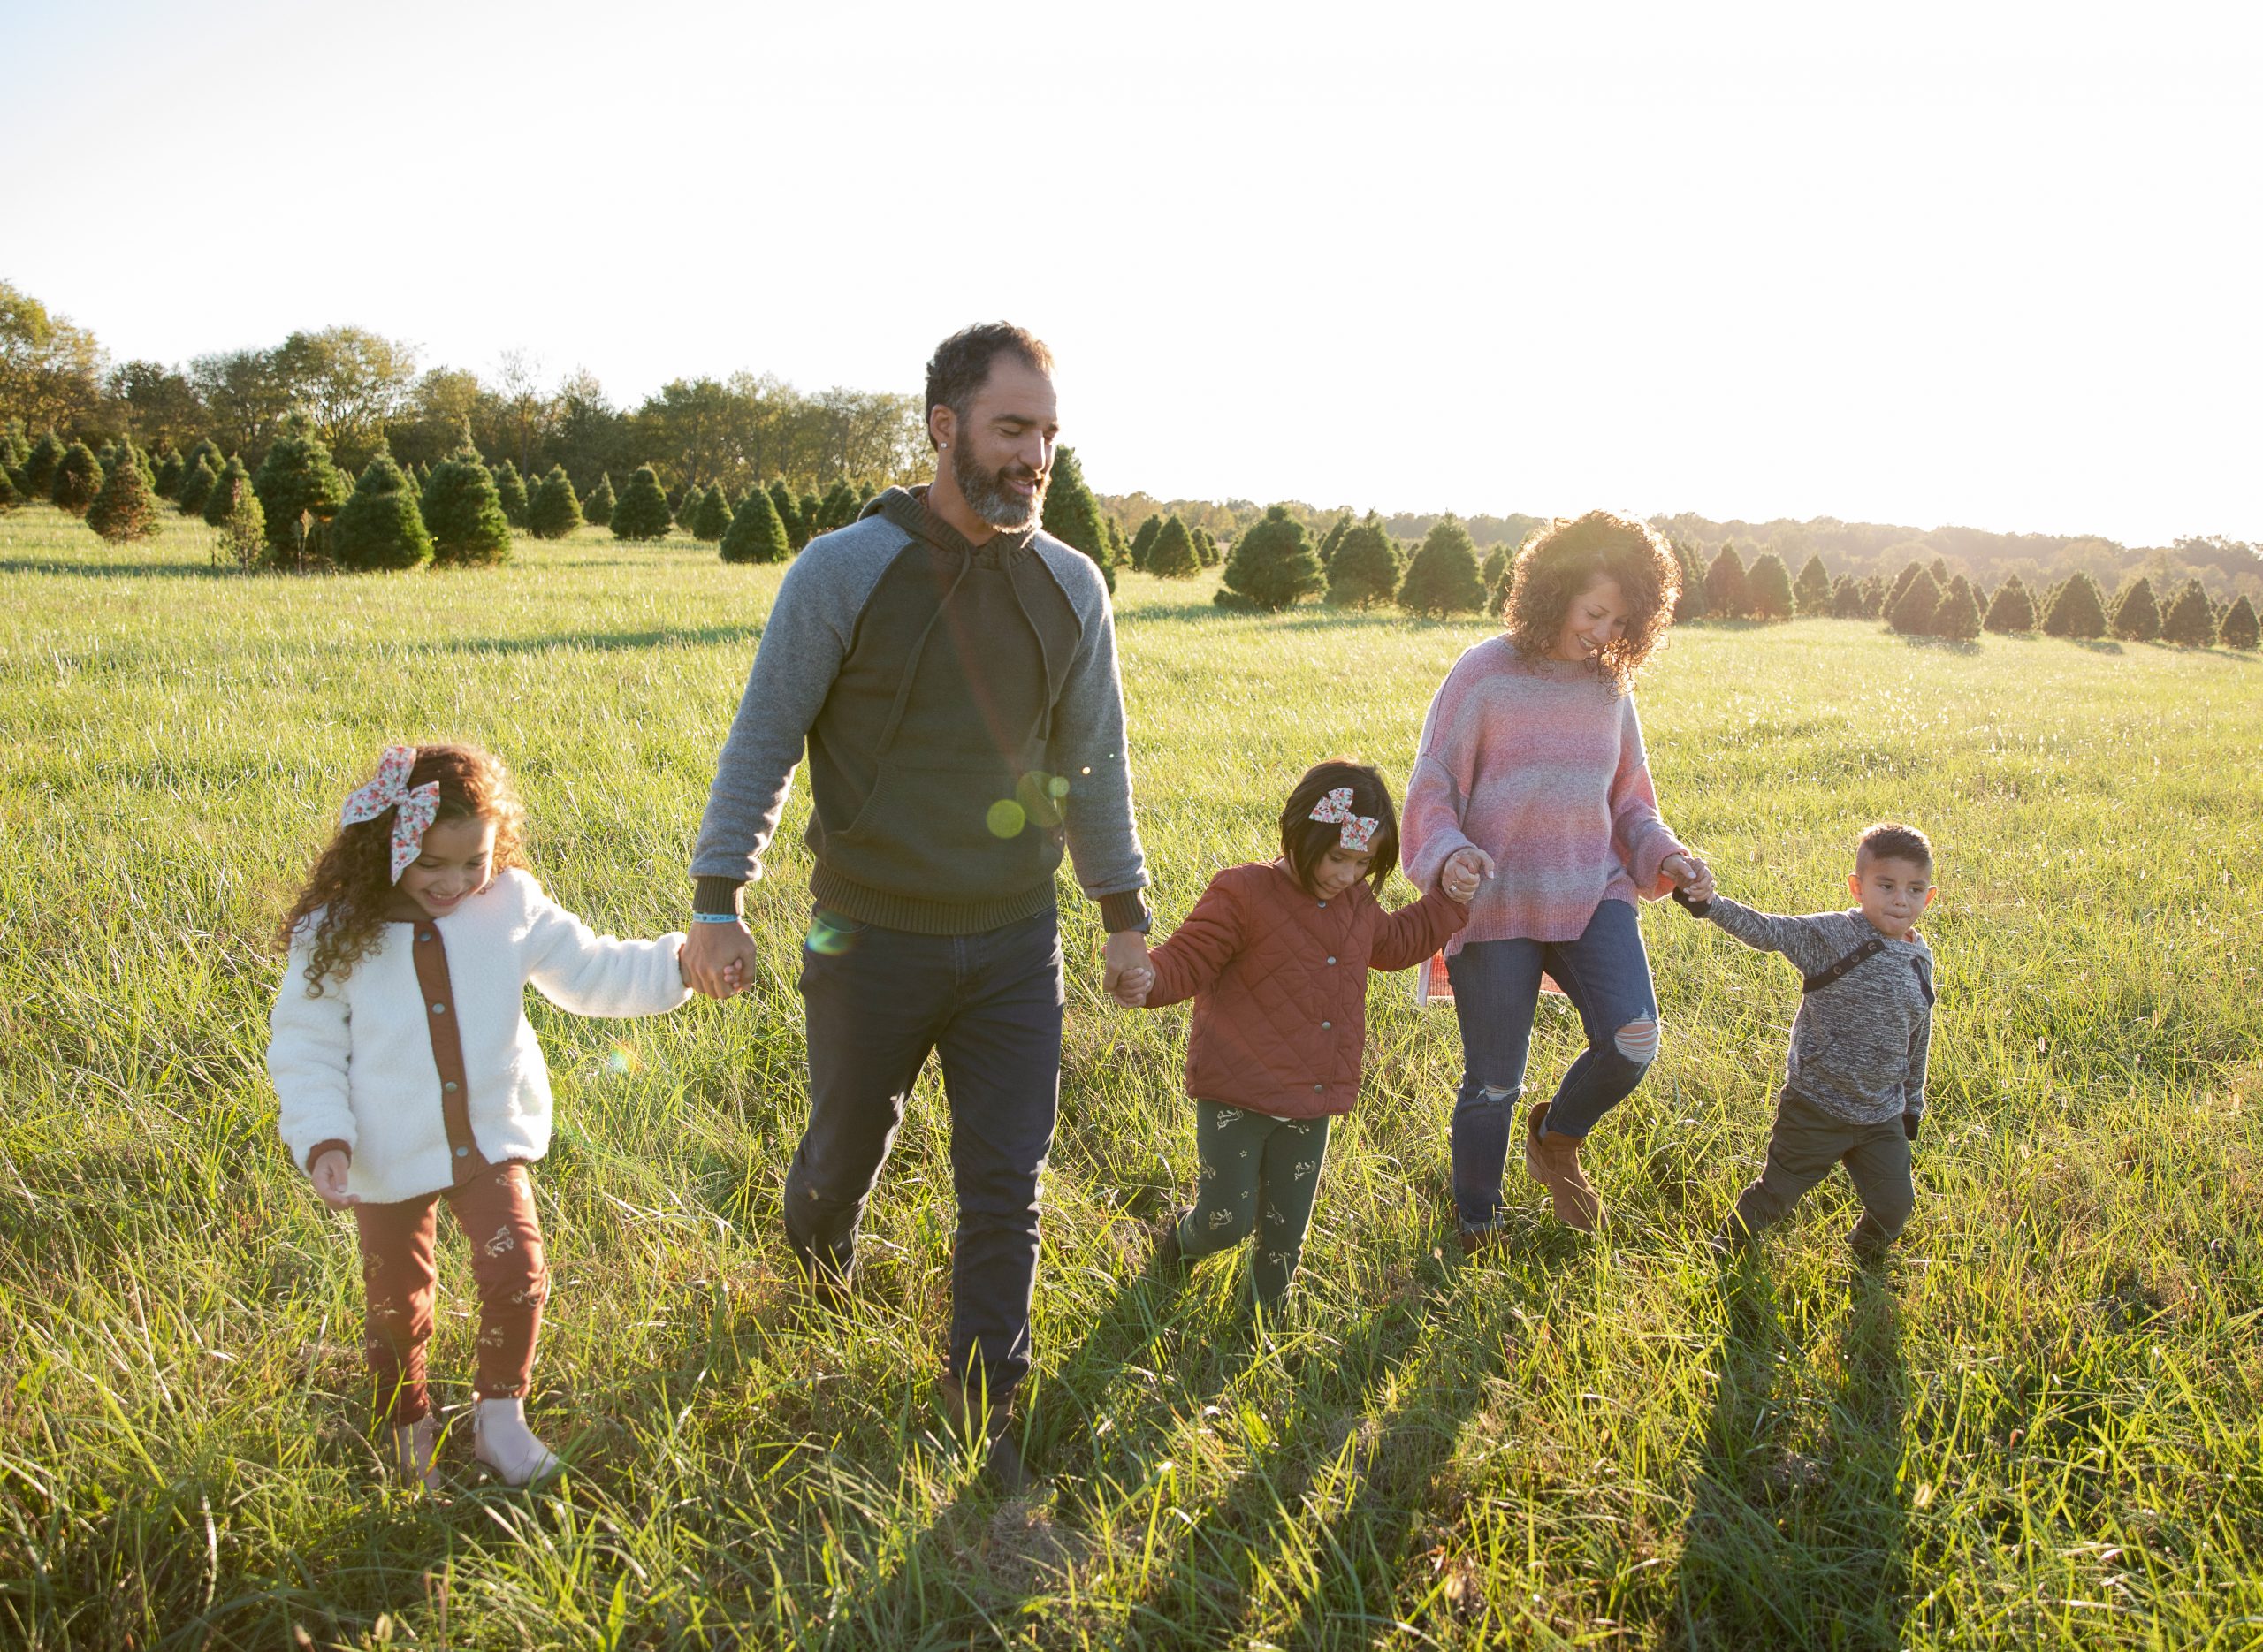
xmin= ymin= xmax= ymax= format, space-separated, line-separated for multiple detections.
xmin=1677 ymin=822 xmax=1938 ymax=1260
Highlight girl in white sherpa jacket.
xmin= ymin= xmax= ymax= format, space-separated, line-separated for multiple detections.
xmin=269 ymin=743 xmax=725 ymax=1488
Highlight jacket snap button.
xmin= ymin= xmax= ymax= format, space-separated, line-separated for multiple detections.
xmin=431 ymin=1002 xmax=446 ymax=1015
xmin=1314 ymin=1084 xmax=1323 ymax=1092
xmin=453 ymin=1146 xmax=469 ymax=1158
xmin=419 ymin=931 xmax=433 ymax=942
xmin=444 ymin=1081 xmax=458 ymax=1092
xmin=1325 ymin=956 xmax=1337 ymax=965
xmin=1322 ymin=1021 xmax=1331 ymax=1030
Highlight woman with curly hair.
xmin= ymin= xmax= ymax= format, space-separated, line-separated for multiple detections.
xmin=1402 ymin=512 xmax=1714 ymax=1244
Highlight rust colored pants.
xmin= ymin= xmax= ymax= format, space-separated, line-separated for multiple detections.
xmin=354 ymin=1159 xmax=547 ymax=1426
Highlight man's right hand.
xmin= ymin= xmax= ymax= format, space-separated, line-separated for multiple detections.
xmin=682 ymin=919 xmax=758 ymax=1000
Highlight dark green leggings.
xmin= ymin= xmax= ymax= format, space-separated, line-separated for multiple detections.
xmin=1177 ymin=1101 xmax=1332 ymax=1306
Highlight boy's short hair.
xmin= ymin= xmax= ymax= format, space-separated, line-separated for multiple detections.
xmin=1279 ymin=758 xmax=1399 ymax=894
xmin=1857 ymin=822 xmax=1933 ymax=877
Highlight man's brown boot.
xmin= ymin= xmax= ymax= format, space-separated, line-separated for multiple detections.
xmin=937 ymin=1374 xmax=1032 ymax=1496
xmin=1530 ymin=1128 xmax=1603 ymax=1232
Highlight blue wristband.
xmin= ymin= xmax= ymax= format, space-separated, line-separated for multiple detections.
xmin=690 ymin=911 xmax=743 ymax=925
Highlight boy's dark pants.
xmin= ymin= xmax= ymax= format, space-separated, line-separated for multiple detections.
xmin=1731 ymin=1089 xmax=1914 ymax=1255
xmin=788 ymin=907 xmax=1063 ymax=1405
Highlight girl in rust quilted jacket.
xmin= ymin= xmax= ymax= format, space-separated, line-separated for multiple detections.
xmin=1115 ymin=760 xmax=1485 ymax=1309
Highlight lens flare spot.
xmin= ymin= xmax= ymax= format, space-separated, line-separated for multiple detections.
xmin=987 ymin=798 xmax=1028 ymax=839
xmin=1047 ymin=775 xmax=1071 ymax=799
xmin=606 ymin=1045 xmax=640 ymax=1076
xmin=806 ymin=915 xmax=859 ymax=955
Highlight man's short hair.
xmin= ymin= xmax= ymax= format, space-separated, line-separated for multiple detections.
xmin=1858 ymin=821 xmax=1933 ymax=875
xmin=923 ymin=323 xmax=1054 ymax=448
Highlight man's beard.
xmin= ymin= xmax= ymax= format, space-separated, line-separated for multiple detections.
xmin=953 ymin=443 xmax=1048 ymax=530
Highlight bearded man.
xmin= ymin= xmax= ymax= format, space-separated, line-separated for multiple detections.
xmin=681 ymin=322 xmax=1151 ymax=1488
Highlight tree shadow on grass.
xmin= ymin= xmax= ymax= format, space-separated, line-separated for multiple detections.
xmin=0 ymin=552 xmax=238 ymax=579
xmin=432 ymin=622 xmax=763 ymax=658
xmin=1668 ymin=1255 xmax=1910 ymax=1650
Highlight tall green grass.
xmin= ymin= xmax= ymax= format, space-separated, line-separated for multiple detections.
xmin=3 ymin=504 xmax=2259 ymax=1648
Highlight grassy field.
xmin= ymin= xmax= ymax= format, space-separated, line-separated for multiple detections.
xmin=3 ymin=501 xmax=2260 ymax=1650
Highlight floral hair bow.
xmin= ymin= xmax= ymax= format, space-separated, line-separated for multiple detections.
xmin=1309 ymin=787 xmax=1378 ymax=854
xmin=339 ymin=745 xmax=442 ymax=883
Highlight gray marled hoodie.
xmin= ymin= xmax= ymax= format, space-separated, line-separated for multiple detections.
xmin=690 ymin=486 xmax=1149 ymax=936
xmin=1700 ymin=897 xmax=1935 ymax=1128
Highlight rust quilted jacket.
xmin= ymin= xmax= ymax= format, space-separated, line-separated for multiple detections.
xmin=1143 ymin=861 xmax=1467 ymax=1119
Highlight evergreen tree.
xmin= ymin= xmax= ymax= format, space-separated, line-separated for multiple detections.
xmin=1194 ymin=527 xmax=1220 ymax=567
xmin=1146 ymin=514 xmax=1200 ymax=578
xmin=202 ymin=456 xmax=251 ymax=526
xmin=1886 ymin=560 xmax=1925 ymax=610
xmin=210 ymin=468 xmax=266 ymax=568
xmin=182 ymin=438 xmax=224 ymax=484
xmin=1104 ymin=514 xmax=1130 ymax=572
xmin=610 ymin=465 xmax=674 ymax=541
xmin=797 ymin=490 xmax=822 ymax=545
xmin=816 ymin=478 xmax=860 ymax=536
xmin=491 ymin=460 xmax=530 ymax=529
xmin=153 ymin=450 xmax=185 ymax=499
xmin=422 ymin=446 xmax=513 ymax=566
xmin=2160 ymin=580 xmax=2217 ymax=647
xmin=1479 ymin=544 xmax=1509 ymax=596
xmin=582 ymin=471 xmax=615 ymax=525
xmin=1317 ymin=513 xmax=1352 ymax=567
xmin=1215 ymin=505 xmax=1324 ymax=612
xmin=0 ymin=468 xmax=19 ymax=513
xmin=86 ymin=449 xmax=163 ymax=543
xmin=1829 ymin=574 xmax=1865 ymax=619
xmin=1887 ymin=567 xmax=1940 ymax=635
xmin=2042 ymin=572 xmax=2107 ymax=638
xmin=720 ymin=484 xmax=791 ymax=563
xmin=692 ymin=483 xmax=733 ymax=542
xmin=51 ymin=441 xmax=102 ymax=514
xmin=1397 ymin=516 xmax=1488 ymax=617
xmin=1671 ymin=540 xmax=1709 ymax=620
xmin=1325 ymin=514 xmax=1400 ymax=608
xmin=25 ymin=432 xmax=65 ymax=498
xmin=331 ymin=452 xmax=434 ymax=571
xmin=1038 ymin=445 xmax=1114 ymax=589
xmin=1928 ymin=556 xmax=1951 ymax=586
xmin=2218 ymin=594 xmax=2260 ymax=651
xmin=2110 ymin=576 xmax=2161 ymax=642
xmin=1859 ymin=576 xmax=1886 ymax=619
xmin=528 ymin=465 xmax=582 ymax=539
xmin=1932 ymin=579 xmax=1981 ymax=641
xmin=177 ymin=455 xmax=217 ymax=516
xmin=0 ymin=418 xmax=27 ymax=477
xmin=1747 ymin=552 xmax=1795 ymax=620
xmin=1129 ymin=514 xmax=1162 ymax=571
xmin=253 ymin=418 xmax=349 ymax=567
xmin=770 ymin=479 xmax=807 ymax=550
xmin=1793 ymin=553 xmax=1832 ymax=614
xmin=1703 ymin=544 xmax=1749 ymax=618
xmin=1984 ymin=575 xmax=2036 ymax=633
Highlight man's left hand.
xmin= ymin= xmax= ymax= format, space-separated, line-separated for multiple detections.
xmin=1102 ymin=929 xmax=1150 ymax=1005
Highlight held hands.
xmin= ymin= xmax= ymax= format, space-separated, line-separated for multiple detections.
xmin=1440 ymin=847 xmax=1494 ymax=904
xmin=682 ymin=921 xmax=757 ymax=1001
xmin=309 ymin=1148 xmax=358 ymax=1210
xmin=1103 ymin=928 xmax=1154 ymax=1009
xmin=1662 ymin=853 xmax=1716 ymax=905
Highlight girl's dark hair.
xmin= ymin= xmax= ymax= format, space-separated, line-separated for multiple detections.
xmin=1278 ymin=758 xmax=1399 ymax=895
xmin=1503 ymin=510 xmax=1682 ymax=692
xmin=276 ymin=744 xmax=526 ymax=994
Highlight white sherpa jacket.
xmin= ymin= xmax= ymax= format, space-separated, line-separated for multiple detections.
xmin=269 ymin=868 xmax=691 ymax=1204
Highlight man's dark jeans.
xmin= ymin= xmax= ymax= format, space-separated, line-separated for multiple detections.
xmin=787 ymin=905 xmax=1063 ymax=1402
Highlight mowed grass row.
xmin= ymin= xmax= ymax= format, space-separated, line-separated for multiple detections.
xmin=3 ymin=504 xmax=2260 ymax=1649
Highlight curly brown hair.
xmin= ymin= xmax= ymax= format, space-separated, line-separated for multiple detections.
xmin=277 ymin=744 xmax=526 ymax=994
xmin=1502 ymin=510 xmax=1682 ymax=692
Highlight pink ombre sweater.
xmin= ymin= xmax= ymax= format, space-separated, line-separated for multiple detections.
xmin=1402 ymin=638 xmax=1687 ymax=950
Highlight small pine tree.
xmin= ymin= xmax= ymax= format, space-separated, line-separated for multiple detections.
xmin=1928 ymin=556 xmax=1951 ymax=586
xmin=610 ymin=466 xmax=674 ymax=541
xmin=1038 ymin=445 xmax=1114 ymax=590
xmin=817 ymin=478 xmax=860 ymax=537
xmin=0 ymin=468 xmax=19 ymax=513
xmin=528 ymin=466 xmax=582 ymax=539
xmin=1397 ymin=517 xmax=1488 ymax=617
xmin=253 ymin=418 xmax=350 ymax=567
xmin=85 ymin=449 xmax=163 ymax=543
xmin=796 ymin=491 xmax=822 ymax=544
xmin=1932 ymin=580 xmax=1981 ymax=641
xmin=50 ymin=441 xmax=102 ymax=515
xmin=1888 ymin=567 xmax=1940 ymax=635
xmin=182 ymin=438 xmax=224 ymax=484
xmin=1829 ymin=574 xmax=1865 ymax=619
xmin=1794 ymin=553 xmax=1832 ymax=614
xmin=2042 ymin=572 xmax=2107 ymax=638
xmin=202 ymin=456 xmax=250 ymax=527
xmin=770 ymin=479 xmax=807 ymax=550
xmin=582 ymin=471 xmax=614 ymax=525
xmin=423 ymin=447 xmax=513 ymax=566
xmin=491 ymin=460 xmax=530 ymax=529
xmin=1886 ymin=560 xmax=1925 ymax=610
xmin=1671 ymin=540 xmax=1709 ymax=620
xmin=2110 ymin=577 xmax=2161 ymax=642
xmin=1747 ymin=552 xmax=1795 ymax=620
xmin=153 ymin=450 xmax=185 ymax=499
xmin=1128 ymin=514 xmax=1162 ymax=571
xmin=0 ymin=418 xmax=27 ymax=476
xmin=210 ymin=470 xmax=266 ymax=568
xmin=1194 ymin=527 xmax=1220 ymax=567
xmin=172 ymin=455 xmax=216 ymax=516
xmin=25 ymin=432 xmax=65 ymax=498
xmin=1104 ymin=514 xmax=1130 ymax=572
xmin=692 ymin=484 xmax=733 ymax=542
xmin=1316 ymin=513 xmax=1352 ymax=567
xmin=2218 ymin=594 xmax=2260 ymax=651
xmin=331 ymin=452 xmax=434 ymax=571
xmin=1325 ymin=515 xmax=1400 ymax=608
xmin=1145 ymin=514 xmax=1200 ymax=578
xmin=719 ymin=485 xmax=791 ymax=563
xmin=2160 ymin=580 xmax=2217 ymax=647
xmin=1984 ymin=575 xmax=2036 ymax=633
xmin=1215 ymin=505 xmax=1324 ymax=612
xmin=1703 ymin=545 xmax=1749 ymax=619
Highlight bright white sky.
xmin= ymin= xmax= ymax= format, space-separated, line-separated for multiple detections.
xmin=10 ymin=0 xmax=2259 ymax=544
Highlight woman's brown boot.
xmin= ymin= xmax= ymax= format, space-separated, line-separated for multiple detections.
xmin=1530 ymin=1128 xmax=1602 ymax=1232
xmin=1522 ymin=1100 xmax=1551 ymax=1183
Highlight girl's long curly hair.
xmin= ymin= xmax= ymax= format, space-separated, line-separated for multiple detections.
xmin=276 ymin=744 xmax=526 ymax=995
xmin=1502 ymin=510 xmax=1682 ymax=693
